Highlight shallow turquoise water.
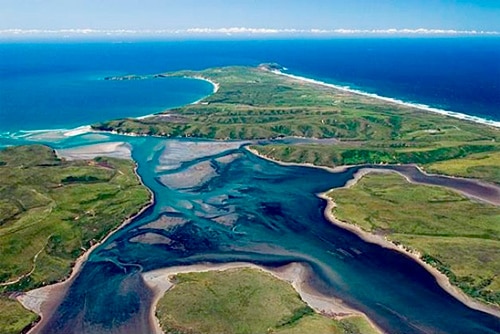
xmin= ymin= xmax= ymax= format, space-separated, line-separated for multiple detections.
xmin=0 ymin=70 xmax=213 ymax=133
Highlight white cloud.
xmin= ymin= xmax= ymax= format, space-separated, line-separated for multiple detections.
xmin=1 ymin=27 xmax=498 ymax=37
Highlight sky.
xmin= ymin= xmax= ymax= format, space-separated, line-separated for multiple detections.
xmin=1 ymin=0 xmax=499 ymax=37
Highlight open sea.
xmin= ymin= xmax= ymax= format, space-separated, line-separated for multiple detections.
xmin=1 ymin=39 xmax=500 ymax=333
xmin=1 ymin=38 xmax=500 ymax=135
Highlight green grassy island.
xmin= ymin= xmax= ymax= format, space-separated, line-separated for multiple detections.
xmin=93 ymin=65 xmax=499 ymax=183
xmin=328 ymin=173 xmax=500 ymax=305
xmin=0 ymin=145 xmax=150 ymax=334
xmin=156 ymin=268 xmax=379 ymax=334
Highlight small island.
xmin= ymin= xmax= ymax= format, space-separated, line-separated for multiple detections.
xmin=151 ymin=267 xmax=380 ymax=334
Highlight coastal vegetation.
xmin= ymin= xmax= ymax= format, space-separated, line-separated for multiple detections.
xmin=424 ymin=151 xmax=500 ymax=184
xmin=0 ymin=297 xmax=38 ymax=334
xmin=93 ymin=65 xmax=500 ymax=183
xmin=0 ymin=145 xmax=150 ymax=334
xmin=155 ymin=268 xmax=379 ymax=334
xmin=327 ymin=173 xmax=500 ymax=305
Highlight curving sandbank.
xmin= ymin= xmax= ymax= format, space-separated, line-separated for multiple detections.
xmin=188 ymin=75 xmax=220 ymax=94
xmin=56 ymin=141 xmax=132 ymax=161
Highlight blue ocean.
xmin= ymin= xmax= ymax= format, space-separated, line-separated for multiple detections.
xmin=1 ymin=39 xmax=500 ymax=334
xmin=1 ymin=38 xmax=499 ymax=135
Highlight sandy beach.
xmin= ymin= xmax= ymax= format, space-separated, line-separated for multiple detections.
xmin=56 ymin=141 xmax=132 ymax=161
xmin=190 ymin=75 xmax=220 ymax=94
xmin=143 ymin=262 xmax=384 ymax=334
xmin=270 ymin=69 xmax=500 ymax=129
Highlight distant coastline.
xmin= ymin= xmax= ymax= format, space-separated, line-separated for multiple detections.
xmin=271 ymin=69 xmax=500 ymax=129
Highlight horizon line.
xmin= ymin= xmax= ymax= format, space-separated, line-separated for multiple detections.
xmin=1 ymin=27 xmax=499 ymax=37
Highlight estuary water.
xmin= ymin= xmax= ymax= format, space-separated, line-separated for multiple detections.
xmin=28 ymin=134 xmax=498 ymax=334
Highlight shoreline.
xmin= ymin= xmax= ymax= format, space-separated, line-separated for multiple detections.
xmin=245 ymin=146 xmax=500 ymax=206
xmin=270 ymin=69 xmax=500 ymax=129
xmin=17 ymin=160 xmax=155 ymax=334
xmin=187 ymin=75 xmax=220 ymax=94
xmin=319 ymin=189 xmax=500 ymax=318
xmin=56 ymin=141 xmax=132 ymax=160
xmin=245 ymin=147 xmax=500 ymax=318
xmin=137 ymin=76 xmax=219 ymax=118
xmin=142 ymin=262 xmax=384 ymax=334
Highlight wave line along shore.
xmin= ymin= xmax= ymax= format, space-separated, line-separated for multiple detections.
xmin=271 ymin=69 xmax=500 ymax=129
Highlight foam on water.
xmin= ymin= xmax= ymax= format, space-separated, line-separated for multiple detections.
xmin=274 ymin=70 xmax=500 ymax=128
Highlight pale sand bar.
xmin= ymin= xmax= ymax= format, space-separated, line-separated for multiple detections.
xmin=56 ymin=141 xmax=132 ymax=161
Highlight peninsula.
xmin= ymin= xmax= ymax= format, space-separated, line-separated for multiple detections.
xmin=93 ymin=65 xmax=500 ymax=308
xmin=2 ymin=65 xmax=499 ymax=334
xmin=94 ymin=65 xmax=499 ymax=183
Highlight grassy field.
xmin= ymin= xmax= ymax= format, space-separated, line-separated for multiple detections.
xmin=327 ymin=173 xmax=500 ymax=305
xmin=0 ymin=145 xmax=150 ymax=334
xmin=93 ymin=65 xmax=500 ymax=181
xmin=0 ymin=296 xmax=39 ymax=334
xmin=424 ymin=151 xmax=500 ymax=184
xmin=156 ymin=268 xmax=379 ymax=334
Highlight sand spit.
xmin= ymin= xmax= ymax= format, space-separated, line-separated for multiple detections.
xmin=143 ymin=262 xmax=384 ymax=334
xmin=56 ymin=141 xmax=132 ymax=161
